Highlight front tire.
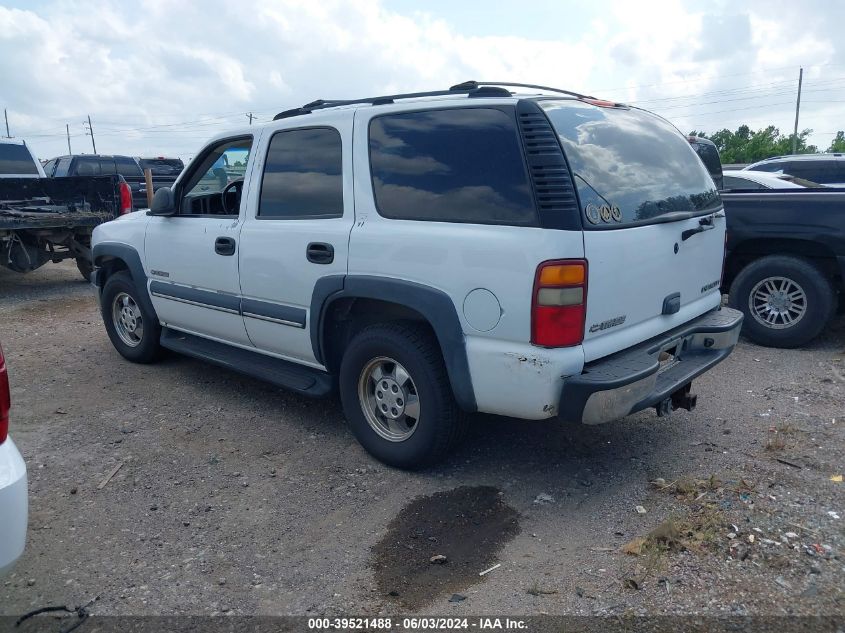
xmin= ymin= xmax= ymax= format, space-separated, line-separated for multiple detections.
xmin=339 ymin=323 xmax=465 ymax=469
xmin=729 ymin=255 xmax=836 ymax=348
xmin=101 ymin=271 xmax=162 ymax=363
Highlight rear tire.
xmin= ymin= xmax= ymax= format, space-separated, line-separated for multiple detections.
xmin=101 ymin=271 xmax=162 ymax=363
xmin=729 ymin=255 xmax=836 ymax=348
xmin=339 ymin=323 xmax=466 ymax=469
xmin=76 ymin=257 xmax=94 ymax=282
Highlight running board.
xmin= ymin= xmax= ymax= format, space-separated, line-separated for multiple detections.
xmin=160 ymin=328 xmax=333 ymax=397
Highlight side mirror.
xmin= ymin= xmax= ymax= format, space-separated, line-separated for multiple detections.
xmin=147 ymin=187 xmax=176 ymax=216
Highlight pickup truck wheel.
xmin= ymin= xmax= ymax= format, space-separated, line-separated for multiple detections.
xmin=75 ymin=257 xmax=94 ymax=282
xmin=729 ymin=255 xmax=836 ymax=348
xmin=101 ymin=271 xmax=161 ymax=363
xmin=339 ymin=323 xmax=465 ymax=469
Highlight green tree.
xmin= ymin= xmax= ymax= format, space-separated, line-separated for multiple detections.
xmin=689 ymin=125 xmax=817 ymax=164
xmin=828 ymin=131 xmax=845 ymax=152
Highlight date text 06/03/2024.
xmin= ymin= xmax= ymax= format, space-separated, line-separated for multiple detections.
xmin=306 ymin=617 xmax=528 ymax=630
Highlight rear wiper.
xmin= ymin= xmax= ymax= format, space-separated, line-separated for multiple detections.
xmin=681 ymin=215 xmax=716 ymax=241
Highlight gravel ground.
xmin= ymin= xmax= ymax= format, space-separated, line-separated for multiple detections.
xmin=0 ymin=261 xmax=843 ymax=618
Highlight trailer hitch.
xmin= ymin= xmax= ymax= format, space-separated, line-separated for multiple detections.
xmin=671 ymin=383 xmax=697 ymax=411
xmin=656 ymin=383 xmax=697 ymax=417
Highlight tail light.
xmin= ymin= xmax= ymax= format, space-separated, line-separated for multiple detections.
xmin=0 ymin=343 xmax=9 ymax=445
xmin=531 ymin=259 xmax=588 ymax=347
xmin=119 ymin=181 xmax=133 ymax=215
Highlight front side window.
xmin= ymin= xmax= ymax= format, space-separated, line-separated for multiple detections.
xmin=258 ymin=127 xmax=343 ymax=219
xmin=785 ymin=160 xmax=844 ymax=184
xmin=541 ymin=100 xmax=721 ymax=226
xmin=54 ymin=157 xmax=72 ymax=177
xmin=369 ymin=108 xmax=537 ymax=226
xmin=751 ymin=162 xmax=783 ymax=173
xmin=180 ymin=137 xmax=252 ymax=216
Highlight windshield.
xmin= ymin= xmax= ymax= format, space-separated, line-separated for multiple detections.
xmin=0 ymin=143 xmax=39 ymax=175
xmin=540 ymin=100 xmax=721 ymax=227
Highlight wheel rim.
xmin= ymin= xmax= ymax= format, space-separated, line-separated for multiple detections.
xmin=111 ymin=292 xmax=144 ymax=347
xmin=748 ymin=276 xmax=808 ymax=330
xmin=357 ymin=356 xmax=420 ymax=442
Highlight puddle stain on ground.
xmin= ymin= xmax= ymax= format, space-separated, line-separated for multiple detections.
xmin=371 ymin=485 xmax=520 ymax=609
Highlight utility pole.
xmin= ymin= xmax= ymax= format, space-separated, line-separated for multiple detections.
xmin=4 ymin=109 xmax=10 ymax=138
xmin=83 ymin=115 xmax=97 ymax=154
xmin=792 ymin=66 xmax=803 ymax=155
xmin=246 ymin=112 xmax=257 ymax=125
xmin=66 ymin=124 xmax=72 ymax=154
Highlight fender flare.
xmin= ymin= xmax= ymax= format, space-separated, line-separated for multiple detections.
xmin=91 ymin=242 xmax=158 ymax=320
xmin=311 ymin=275 xmax=477 ymax=412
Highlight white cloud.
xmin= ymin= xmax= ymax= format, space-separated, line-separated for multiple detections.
xmin=0 ymin=0 xmax=842 ymax=160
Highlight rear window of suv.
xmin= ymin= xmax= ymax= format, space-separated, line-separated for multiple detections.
xmin=0 ymin=143 xmax=39 ymax=175
xmin=540 ymin=100 xmax=721 ymax=227
xmin=368 ymin=107 xmax=537 ymax=226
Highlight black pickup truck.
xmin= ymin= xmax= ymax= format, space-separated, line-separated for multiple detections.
xmin=1 ymin=175 xmax=132 ymax=280
xmin=43 ymin=154 xmax=149 ymax=209
xmin=688 ymin=138 xmax=843 ymax=348
xmin=720 ymin=188 xmax=844 ymax=348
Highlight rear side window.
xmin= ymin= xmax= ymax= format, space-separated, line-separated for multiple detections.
xmin=541 ymin=101 xmax=721 ymax=227
xmin=139 ymin=158 xmax=184 ymax=176
xmin=116 ymin=157 xmax=142 ymax=178
xmin=98 ymin=159 xmax=117 ymax=174
xmin=74 ymin=158 xmax=101 ymax=176
xmin=258 ymin=127 xmax=343 ymax=219
xmin=368 ymin=108 xmax=537 ymax=226
xmin=0 ymin=144 xmax=39 ymax=175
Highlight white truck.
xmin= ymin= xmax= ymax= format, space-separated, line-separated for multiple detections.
xmin=91 ymin=82 xmax=743 ymax=468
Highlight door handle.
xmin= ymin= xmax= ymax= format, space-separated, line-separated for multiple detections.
xmin=306 ymin=242 xmax=334 ymax=264
xmin=681 ymin=216 xmax=716 ymax=241
xmin=215 ymin=236 xmax=236 ymax=256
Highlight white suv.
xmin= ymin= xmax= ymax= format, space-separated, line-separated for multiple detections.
xmin=92 ymin=82 xmax=743 ymax=468
xmin=0 ymin=342 xmax=28 ymax=575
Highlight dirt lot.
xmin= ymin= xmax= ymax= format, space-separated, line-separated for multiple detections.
xmin=1 ymin=261 xmax=843 ymax=618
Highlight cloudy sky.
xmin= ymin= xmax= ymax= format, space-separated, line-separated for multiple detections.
xmin=1 ymin=0 xmax=843 ymax=161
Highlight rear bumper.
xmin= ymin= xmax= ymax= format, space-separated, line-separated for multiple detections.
xmin=0 ymin=437 xmax=28 ymax=576
xmin=559 ymin=307 xmax=743 ymax=424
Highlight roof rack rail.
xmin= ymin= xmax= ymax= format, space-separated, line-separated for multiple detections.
xmin=271 ymin=81 xmax=595 ymax=121
xmin=273 ymin=84 xmax=513 ymax=120
xmin=448 ymin=80 xmax=595 ymax=100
